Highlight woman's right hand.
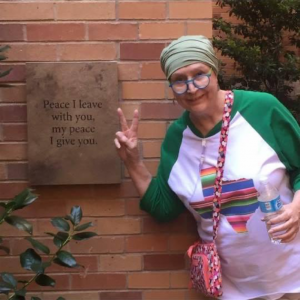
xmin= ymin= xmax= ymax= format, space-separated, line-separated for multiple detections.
xmin=114 ymin=108 xmax=140 ymax=165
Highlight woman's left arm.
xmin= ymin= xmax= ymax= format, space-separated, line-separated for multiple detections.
xmin=268 ymin=190 xmax=300 ymax=243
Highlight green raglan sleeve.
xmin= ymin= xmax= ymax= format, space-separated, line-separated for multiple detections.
xmin=238 ymin=90 xmax=300 ymax=191
xmin=271 ymin=99 xmax=300 ymax=191
xmin=139 ymin=117 xmax=187 ymax=222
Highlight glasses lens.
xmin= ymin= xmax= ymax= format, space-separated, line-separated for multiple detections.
xmin=172 ymin=82 xmax=187 ymax=94
xmin=194 ymin=75 xmax=209 ymax=89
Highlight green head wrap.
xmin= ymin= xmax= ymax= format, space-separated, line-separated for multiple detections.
xmin=160 ymin=35 xmax=219 ymax=81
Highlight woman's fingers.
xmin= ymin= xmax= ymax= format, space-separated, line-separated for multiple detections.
xmin=117 ymin=108 xmax=129 ymax=131
xmin=130 ymin=109 xmax=139 ymax=133
xmin=114 ymin=138 xmax=121 ymax=149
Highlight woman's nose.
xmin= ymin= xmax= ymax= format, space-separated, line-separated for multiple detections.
xmin=187 ymin=81 xmax=197 ymax=94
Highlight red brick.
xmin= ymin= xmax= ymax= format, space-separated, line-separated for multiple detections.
xmin=142 ymin=140 xmax=162 ymax=158
xmin=169 ymin=2 xmax=212 ymax=19
xmin=56 ymin=2 xmax=115 ymax=20
xmin=71 ymin=273 xmax=126 ymax=290
xmin=138 ymin=122 xmax=167 ymax=139
xmin=141 ymin=62 xmax=165 ymax=80
xmin=125 ymin=198 xmax=147 ymax=216
xmin=100 ymin=254 xmax=142 ymax=271
xmin=144 ymin=254 xmax=185 ymax=270
xmin=0 ymin=256 xmax=28 ymax=273
xmin=43 ymin=292 xmax=99 ymax=300
xmin=120 ymin=43 xmax=165 ymax=61
xmin=7 ymin=162 xmax=28 ymax=180
xmin=69 ymin=236 xmax=124 ymax=254
xmin=118 ymin=63 xmax=140 ymax=81
xmin=101 ymin=292 xmax=142 ymax=300
xmin=58 ymin=43 xmax=116 ymax=61
xmin=6 ymin=44 xmax=57 ymax=62
xmin=0 ymin=24 xmax=24 ymax=41
xmin=142 ymin=214 xmax=188 ymax=233
xmin=186 ymin=21 xmax=213 ymax=37
xmin=0 ymin=182 xmax=28 ymax=199
xmin=139 ymin=22 xmax=185 ymax=39
xmin=144 ymin=290 xmax=185 ymax=300
xmin=0 ymin=104 xmax=27 ymax=122
xmin=2 ymin=124 xmax=27 ymax=141
xmin=16 ymin=198 xmax=68 ymax=219
xmin=0 ymin=238 xmax=10 ymax=256
xmin=119 ymin=2 xmax=166 ymax=20
xmin=0 ymin=85 xmax=26 ymax=102
xmin=93 ymin=181 xmax=139 ymax=199
xmin=0 ymin=3 xmax=54 ymax=21
xmin=0 ymin=65 xmax=26 ymax=83
xmin=27 ymin=23 xmax=85 ymax=42
xmin=168 ymin=234 xmax=199 ymax=251
xmin=141 ymin=103 xmax=184 ymax=120
xmin=128 ymin=272 xmax=169 ymax=288
xmin=97 ymin=217 xmax=141 ymax=235
xmin=170 ymin=271 xmax=190 ymax=288
xmin=126 ymin=234 xmax=168 ymax=252
xmin=66 ymin=198 xmax=125 ymax=217
xmin=0 ymin=144 xmax=27 ymax=161
xmin=89 ymin=23 xmax=138 ymax=40
xmin=143 ymin=160 xmax=159 ymax=176
xmin=0 ymin=163 xmax=7 ymax=180
xmin=122 ymin=82 xmax=165 ymax=100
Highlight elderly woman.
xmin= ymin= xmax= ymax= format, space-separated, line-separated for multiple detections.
xmin=114 ymin=36 xmax=300 ymax=300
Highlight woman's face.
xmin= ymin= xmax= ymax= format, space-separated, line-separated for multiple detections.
xmin=170 ymin=62 xmax=219 ymax=115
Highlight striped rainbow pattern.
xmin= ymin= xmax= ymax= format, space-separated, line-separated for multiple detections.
xmin=191 ymin=168 xmax=259 ymax=233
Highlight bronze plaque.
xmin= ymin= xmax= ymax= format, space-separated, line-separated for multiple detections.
xmin=26 ymin=62 xmax=121 ymax=185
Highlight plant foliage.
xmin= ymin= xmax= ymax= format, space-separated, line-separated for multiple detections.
xmin=213 ymin=0 xmax=300 ymax=121
xmin=0 ymin=189 xmax=97 ymax=299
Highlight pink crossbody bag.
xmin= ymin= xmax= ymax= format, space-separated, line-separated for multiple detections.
xmin=187 ymin=91 xmax=234 ymax=298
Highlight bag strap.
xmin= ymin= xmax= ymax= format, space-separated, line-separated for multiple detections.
xmin=212 ymin=91 xmax=234 ymax=241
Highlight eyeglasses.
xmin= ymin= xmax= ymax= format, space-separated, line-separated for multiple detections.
xmin=169 ymin=68 xmax=212 ymax=95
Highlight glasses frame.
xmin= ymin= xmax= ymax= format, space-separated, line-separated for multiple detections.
xmin=169 ymin=68 xmax=212 ymax=95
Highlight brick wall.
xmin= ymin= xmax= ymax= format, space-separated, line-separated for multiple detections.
xmin=0 ymin=1 xmax=212 ymax=299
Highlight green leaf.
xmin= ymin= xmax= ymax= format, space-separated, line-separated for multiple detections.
xmin=15 ymin=289 xmax=26 ymax=296
xmin=25 ymin=237 xmax=50 ymax=255
xmin=0 ymin=45 xmax=10 ymax=53
xmin=74 ymin=222 xmax=94 ymax=231
xmin=10 ymin=295 xmax=25 ymax=300
xmin=53 ymin=232 xmax=69 ymax=248
xmin=70 ymin=206 xmax=82 ymax=225
xmin=31 ymin=297 xmax=42 ymax=300
xmin=0 ymin=69 xmax=12 ymax=79
xmin=31 ymin=261 xmax=51 ymax=274
xmin=5 ymin=216 xmax=33 ymax=235
xmin=56 ymin=298 xmax=66 ymax=300
xmin=0 ymin=245 xmax=9 ymax=254
xmin=13 ymin=189 xmax=38 ymax=210
xmin=51 ymin=217 xmax=70 ymax=232
xmin=20 ymin=249 xmax=41 ymax=271
xmin=35 ymin=274 xmax=55 ymax=287
xmin=1 ymin=273 xmax=17 ymax=289
xmin=72 ymin=232 xmax=97 ymax=241
xmin=0 ymin=281 xmax=12 ymax=294
xmin=64 ymin=214 xmax=75 ymax=225
xmin=55 ymin=251 xmax=80 ymax=268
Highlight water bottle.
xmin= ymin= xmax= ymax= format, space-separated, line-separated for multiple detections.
xmin=257 ymin=178 xmax=284 ymax=244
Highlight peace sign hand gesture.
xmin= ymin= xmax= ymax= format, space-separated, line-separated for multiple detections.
xmin=114 ymin=108 xmax=140 ymax=165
